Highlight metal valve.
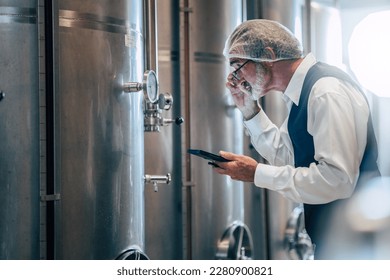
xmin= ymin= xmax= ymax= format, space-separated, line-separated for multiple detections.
xmin=163 ymin=116 xmax=184 ymax=126
xmin=144 ymin=173 xmax=171 ymax=192
xmin=144 ymin=92 xmax=184 ymax=132
xmin=158 ymin=92 xmax=173 ymax=110
xmin=216 ymin=222 xmax=254 ymax=260
xmin=123 ymin=82 xmax=143 ymax=92
xmin=284 ymin=205 xmax=315 ymax=260
xmin=123 ymin=71 xmax=183 ymax=132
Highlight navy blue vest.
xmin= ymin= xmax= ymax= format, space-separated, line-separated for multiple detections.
xmin=287 ymin=62 xmax=380 ymax=256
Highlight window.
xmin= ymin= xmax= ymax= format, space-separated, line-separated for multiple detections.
xmin=348 ymin=10 xmax=390 ymax=97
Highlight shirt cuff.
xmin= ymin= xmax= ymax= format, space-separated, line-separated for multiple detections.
xmin=254 ymin=163 xmax=303 ymax=203
xmin=254 ymin=163 xmax=277 ymax=190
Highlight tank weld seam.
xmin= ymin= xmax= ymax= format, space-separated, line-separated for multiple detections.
xmin=0 ymin=13 xmax=36 ymax=18
xmin=0 ymin=7 xmax=36 ymax=16
xmin=59 ymin=9 xmax=141 ymax=35
xmin=194 ymin=51 xmax=226 ymax=64
xmin=0 ymin=7 xmax=37 ymax=23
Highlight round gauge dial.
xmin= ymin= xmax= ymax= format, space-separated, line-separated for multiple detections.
xmin=142 ymin=70 xmax=159 ymax=103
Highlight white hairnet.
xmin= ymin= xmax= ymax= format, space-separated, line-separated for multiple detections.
xmin=223 ymin=19 xmax=303 ymax=62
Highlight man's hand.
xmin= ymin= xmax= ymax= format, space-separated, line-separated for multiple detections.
xmin=212 ymin=151 xmax=258 ymax=182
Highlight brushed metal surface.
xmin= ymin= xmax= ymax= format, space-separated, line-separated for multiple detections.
xmin=0 ymin=1 xmax=40 ymax=259
xmin=187 ymin=0 xmax=245 ymax=260
xmin=54 ymin=0 xmax=145 ymax=259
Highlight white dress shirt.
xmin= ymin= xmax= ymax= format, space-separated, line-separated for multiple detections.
xmin=244 ymin=53 xmax=369 ymax=204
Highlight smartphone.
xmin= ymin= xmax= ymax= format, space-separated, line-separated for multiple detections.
xmin=187 ymin=149 xmax=231 ymax=162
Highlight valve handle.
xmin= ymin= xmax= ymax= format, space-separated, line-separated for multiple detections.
xmin=175 ymin=117 xmax=184 ymax=126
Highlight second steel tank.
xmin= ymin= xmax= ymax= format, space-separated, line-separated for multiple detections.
xmin=183 ymin=0 xmax=251 ymax=260
xmin=54 ymin=0 xmax=146 ymax=259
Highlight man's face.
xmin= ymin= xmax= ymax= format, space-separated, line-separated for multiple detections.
xmin=229 ymin=58 xmax=270 ymax=100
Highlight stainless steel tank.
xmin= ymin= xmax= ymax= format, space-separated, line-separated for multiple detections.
xmin=182 ymin=0 xmax=251 ymax=260
xmin=144 ymin=0 xmax=251 ymax=260
xmin=54 ymin=0 xmax=146 ymax=259
xmin=247 ymin=0 xmax=308 ymax=260
xmin=144 ymin=0 xmax=183 ymax=260
xmin=0 ymin=1 xmax=40 ymax=259
xmin=310 ymin=2 xmax=343 ymax=67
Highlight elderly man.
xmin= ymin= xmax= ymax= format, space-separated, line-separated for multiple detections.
xmin=214 ymin=19 xmax=380 ymax=259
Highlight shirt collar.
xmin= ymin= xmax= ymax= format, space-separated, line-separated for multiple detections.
xmin=284 ymin=53 xmax=317 ymax=106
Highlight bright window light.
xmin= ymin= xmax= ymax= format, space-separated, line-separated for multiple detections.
xmin=348 ymin=10 xmax=390 ymax=97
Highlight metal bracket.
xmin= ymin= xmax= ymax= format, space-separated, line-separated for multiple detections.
xmin=182 ymin=181 xmax=195 ymax=188
xmin=180 ymin=7 xmax=193 ymax=13
xmin=40 ymin=194 xmax=61 ymax=202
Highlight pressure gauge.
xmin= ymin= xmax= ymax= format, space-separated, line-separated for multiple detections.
xmin=122 ymin=70 xmax=159 ymax=103
xmin=142 ymin=70 xmax=159 ymax=103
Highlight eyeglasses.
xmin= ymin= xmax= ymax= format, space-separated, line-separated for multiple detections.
xmin=231 ymin=60 xmax=251 ymax=81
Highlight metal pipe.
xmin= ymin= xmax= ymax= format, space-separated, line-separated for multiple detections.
xmin=144 ymin=0 xmax=158 ymax=75
xmin=181 ymin=0 xmax=193 ymax=260
xmin=304 ymin=0 xmax=312 ymax=53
